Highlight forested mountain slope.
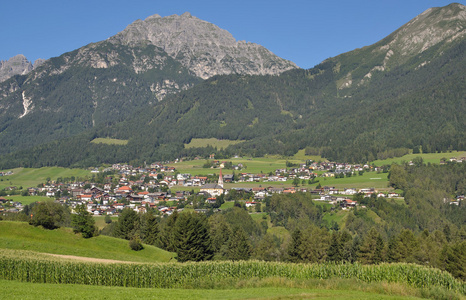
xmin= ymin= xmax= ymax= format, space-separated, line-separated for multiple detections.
xmin=0 ymin=3 xmax=464 ymax=167
xmin=0 ymin=13 xmax=295 ymax=156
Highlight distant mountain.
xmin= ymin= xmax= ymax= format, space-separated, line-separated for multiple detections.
xmin=0 ymin=13 xmax=296 ymax=155
xmin=110 ymin=12 xmax=297 ymax=79
xmin=0 ymin=55 xmax=44 ymax=83
xmin=0 ymin=3 xmax=464 ymax=168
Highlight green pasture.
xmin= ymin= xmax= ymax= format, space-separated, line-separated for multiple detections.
xmin=184 ymin=138 xmax=243 ymax=149
xmin=315 ymin=171 xmax=390 ymax=190
xmin=372 ymin=151 xmax=466 ymax=166
xmin=323 ymin=210 xmax=350 ymax=229
xmin=90 ymin=138 xmax=128 ymax=145
xmin=93 ymin=215 xmax=119 ymax=230
xmin=0 ymin=167 xmax=91 ymax=190
xmin=0 ymin=221 xmax=174 ymax=263
xmin=0 ymin=279 xmax=424 ymax=300
xmin=169 ymin=156 xmax=304 ymax=176
xmin=0 ymin=195 xmax=50 ymax=205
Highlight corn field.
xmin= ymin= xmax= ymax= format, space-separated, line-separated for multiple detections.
xmin=0 ymin=251 xmax=464 ymax=293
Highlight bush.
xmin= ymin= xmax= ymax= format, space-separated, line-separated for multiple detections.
xmin=129 ymin=237 xmax=144 ymax=251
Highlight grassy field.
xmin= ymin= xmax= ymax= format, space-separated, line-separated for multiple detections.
xmin=0 ymin=167 xmax=90 ymax=190
xmin=0 ymin=221 xmax=174 ymax=263
xmin=184 ymin=138 xmax=243 ymax=149
xmin=90 ymin=138 xmax=128 ymax=145
xmin=372 ymin=151 xmax=466 ymax=166
xmin=0 ymin=279 xmax=426 ymax=299
xmin=93 ymin=215 xmax=119 ymax=230
xmin=1 ymin=279 xmax=428 ymax=299
xmin=1 ymin=195 xmax=50 ymax=205
xmin=169 ymin=156 xmax=307 ymax=176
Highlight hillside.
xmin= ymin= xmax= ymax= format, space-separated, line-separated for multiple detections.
xmin=0 ymin=221 xmax=174 ymax=263
xmin=0 ymin=3 xmax=464 ymax=167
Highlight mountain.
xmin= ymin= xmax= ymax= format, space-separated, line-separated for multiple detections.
xmin=110 ymin=12 xmax=297 ymax=79
xmin=0 ymin=13 xmax=296 ymax=155
xmin=0 ymin=3 xmax=464 ymax=168
xmin=0 ymin=55 xmax=45 ymax=83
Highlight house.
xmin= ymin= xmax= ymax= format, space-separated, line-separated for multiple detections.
xmin=343 ymin=188 xmax=357 ymax=195
xmin=340 ymin=199 xmax=357 ymax=209
xmin=206 ymin=197 xmax=217 ymax=204
xmin=245 ymin=201 xmax=259 ymax=207
xmin=116 ymin=185 xmax=132 ymax=195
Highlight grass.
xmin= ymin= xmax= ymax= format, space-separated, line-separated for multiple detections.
xmin=93 ymin=215 xmax=119 ymax=230
xmin=323 ymin=210 xmax=350 ymax=229
xmin=372 ymin=151 xmax=466 ymax=166
xmin=0 ymin=279 xmax=426 ymax=299
xmin=184 ymin=138 xmax=243 ymax=149
xmin=90 ymin=138 xmax=128 ymax=145
xmin=315 ymin=172 xmax=390 ymax=190
xmin=168 ymin=156 xmax=302 ymax=176
xmin=0 ymin=167 xmax=90 ymax=190
xmin=0 ymin=221 xmax=174 ymax=263
xmin=1 ymin=195 xmax=50 ymax=205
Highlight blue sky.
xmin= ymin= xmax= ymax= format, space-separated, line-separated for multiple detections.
xmin=1 ymin=0 xmax=464 ymax=69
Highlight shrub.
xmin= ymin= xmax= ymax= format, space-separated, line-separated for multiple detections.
xmin=129 ymin=237 xmax=144 ymax=251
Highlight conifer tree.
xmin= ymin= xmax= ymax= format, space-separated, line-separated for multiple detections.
xmin=227 ymin=226 xmax=252 ymax=261
xmin=173 ymin=212 xmax=213 ymax=262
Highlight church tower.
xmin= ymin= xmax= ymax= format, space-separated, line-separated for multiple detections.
xmin=218 ymin=166 xmax=224 ymax=188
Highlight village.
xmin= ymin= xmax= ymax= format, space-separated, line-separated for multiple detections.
xmin=1 ymin=156 xmax=465 ymax=215
xmin=0 ymin=159 xmax=399 ymax=215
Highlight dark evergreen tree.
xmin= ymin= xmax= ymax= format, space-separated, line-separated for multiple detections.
xmin=287 ymin=228 xmax=303 ymax=263
xmin=71 ymin=204 xmax=96 ymax=238
xmin=227 ymin=226 xmax=252 ymax=261
xmin=172 ymin=212 xmax=213 ymax=262
xmin=113 ymin=208 xmax=139 ymax=240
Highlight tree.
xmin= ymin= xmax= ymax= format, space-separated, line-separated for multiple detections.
xmin=139 ymin=212 xmax=159 ymax=245
xmin=104 ymin=214 xmax=112 ymax=224
xmin=172 ymin=212 xmax=213 ymax=262
xmin=227 ymin=226 xmax=252 ymax=261
xmin=292 ymin=177 xmax=300 ymax=187
xmin=358 ymin=228 xmax=385 ymax=264
xmin=30 ymin=201 xmax=69 ymax=230
xmin=287 ymin=228 xmax=303 ymax=262
xmin=208 ymin=214 xmax=231 ymax=259
xmin=113 ymin=208 xmax=139 ymax=240
xmin=71 ymin=204 xmax=96 ymax=238
xmin=326 ymin=232 xmax=343 ymax=262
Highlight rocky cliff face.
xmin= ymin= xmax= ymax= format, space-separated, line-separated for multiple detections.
xmin=110 ymin=12 xmax=298 ymax=79
xmin=336 ymin=3 xmax=465 ymax=88
xmin=0 ymin=55 xmax=45 ymax=83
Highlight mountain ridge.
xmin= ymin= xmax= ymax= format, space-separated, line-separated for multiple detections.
xmin=0 ymin=3 xmax=464 ymax=167
xmin=109 ymin=12 xmax=298 ymax=79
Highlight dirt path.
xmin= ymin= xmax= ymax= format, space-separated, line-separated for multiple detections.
xmin=42 ymin=253 xmax=135 ymax=264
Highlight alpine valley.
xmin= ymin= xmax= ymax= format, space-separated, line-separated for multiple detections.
xmin=0 ymin=3 xmax=465 ymax=168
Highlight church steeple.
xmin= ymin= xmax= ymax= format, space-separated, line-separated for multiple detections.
xmin=218 ymin=166 xmax=224 ymax=188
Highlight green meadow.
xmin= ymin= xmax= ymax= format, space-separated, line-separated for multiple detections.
xmin=90 ymin=137 xmax=129 ymax=145
xmin=0 ymin=221 xmax=174 ymax=263
xmin=0 ymin=195 xmax=50 ymax=205
xmin=0 ymin=167 xmax=91 ymax=190
xmin=184 ymin=138 xmax=243 ymax=149
xmin=0 ymin=279 xmax=425 ymax=299
xmin=372 ymin=151 xmax=466 ymax=166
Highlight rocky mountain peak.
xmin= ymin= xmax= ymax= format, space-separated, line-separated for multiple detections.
xmin=0 ymin=55 xmax=46 ymax=83
xmin=375 ymin=3 xmax=465 ymax=64
xmin=110 ymin=12 xmax=297 ymax=79
xmin=0 ymin=54 xmax=33 ymax=82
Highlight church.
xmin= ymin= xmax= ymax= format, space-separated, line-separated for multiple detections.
xmin=199 ymin=167 xmax=224 ymax=197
